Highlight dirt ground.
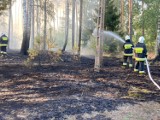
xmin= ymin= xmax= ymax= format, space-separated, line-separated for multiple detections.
xmin=0 ymin=52 xmax=160 ymax=120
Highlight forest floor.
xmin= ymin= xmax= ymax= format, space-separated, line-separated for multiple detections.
xmin=0 ymin=52 xmax=160 ymax=120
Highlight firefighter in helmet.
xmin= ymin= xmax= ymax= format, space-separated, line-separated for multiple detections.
xmin=0 ymin=33 xmax=8 ymax=56
xmin=134 ymin=36 xmax=147 ymax=75
xmin=122 ymin=35 xmax=134 ymax=68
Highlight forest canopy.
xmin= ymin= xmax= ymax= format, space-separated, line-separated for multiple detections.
xmin=0 ymin=0 xmax=160 ymax=55
xmin=0 ymin=0 xmax=10 ymax=14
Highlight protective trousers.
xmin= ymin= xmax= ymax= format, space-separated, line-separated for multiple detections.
xmin=123 ymin=56 xmax=133 ymax=67
xmin=134 ymin=61 xmax=145 ymax=74
xmin=0 ymin=46 xmax=7 ymax=55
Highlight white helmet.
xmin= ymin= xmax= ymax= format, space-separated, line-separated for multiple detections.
xmin=125 ymin=35 xmax=130 ymax=40
xmin=138 ymin=36 xmax=145 ymax=43
xmin=1 ymin=33 xmax=5 ymax=36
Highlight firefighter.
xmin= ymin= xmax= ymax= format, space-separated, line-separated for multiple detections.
xmin=122 ymin=35 xmax=134 ymax=68
xmin=134 ymin=36 xmax=147 ymax=75
xmin=0 ymin=33 xmax=8 ymax=56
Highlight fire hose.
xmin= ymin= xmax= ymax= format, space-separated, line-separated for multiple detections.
xmin=145 ymin=58 xmax=160 ymax=90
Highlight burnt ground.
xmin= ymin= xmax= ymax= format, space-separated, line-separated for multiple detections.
xmin=0 ymin=52 xmax=160 ymax=120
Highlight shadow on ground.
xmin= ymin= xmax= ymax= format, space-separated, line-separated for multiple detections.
xmin=0 ymin=54 xmax=159 ymax=119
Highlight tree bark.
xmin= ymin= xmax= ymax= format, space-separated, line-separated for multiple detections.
xmin=43 ymin=0 xmax=47 ymax=50
xmin=72 ymin=0 xmax=76 ymax=50
xmin=128 ymin=0 xmax=133 ymax=41
xmin=78 ymin=0 xmax=83 ymax=55
xmin=36 ymin=0 xmax=39 ymax=36
xmin=142 ymin=0 xmax=144 ymax=36
xmin=30 ymin=0 xmax=34 ymax=49
xmin=62 ymin=0 xmax=69 ymax=52
xmin=8 ymin=0 xmax=12 ymax=51
xmin=153 ymin=17 xmax=160 ymax=62
xmin=21 ymin=0 xmax=30 ymax=55
xmin=121 ymin=0 xmax=124 ymax=28
xmin=156 ymin=16 xmax=160 ymax=59
xmin=94 ymin=0 xmax=105 ymax=72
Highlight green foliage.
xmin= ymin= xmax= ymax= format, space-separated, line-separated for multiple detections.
xmin=82 ymin=29 xmax=92 ymax=47
xmin=103 ymin=40 xmax=123 ymax=54
xmin=25 ymin=35 xmax=62 ymax=68
xmin=89 ymin=35 xmax=123 ymax=55
xmin=104 ymin=0 xmax=120 ymax=32
xmin=81 ymin=0 xmax=99 ymax=47
xmin=0 ymin=0 xmax=10 ymax=15
xmin=47 ymin=49 xmax=63 ymax=63
xmin=89 ymin=35 xmax=96 ymax=52
xmin=34 ymin=35 xmax=42 ymax=50
xmin=133 ymin=0 xmax=160 ymax=52
xmin=25 ymin=49 xmax=39 ymax=68
xmin=102 ymin=0 xmax=124 ymax=54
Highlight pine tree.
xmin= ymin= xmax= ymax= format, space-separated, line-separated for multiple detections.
xmin=0 ymin=0 xmax=10 ymax=14
xmin=104 ymin=0 xmax=120 ymax=32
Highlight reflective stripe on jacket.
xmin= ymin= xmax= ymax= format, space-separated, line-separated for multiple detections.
xmin=123 ymin=40 xmax=134 ymax=56
xmin=0 ymin=44 xmax=7 ymax=46
xmin=0 ymin=35 xmax=8 ymax=45
xmin=134 ymin=42 xmax=147 ymax=61
xmin=2 ymin=37 xmax=8 ymax=41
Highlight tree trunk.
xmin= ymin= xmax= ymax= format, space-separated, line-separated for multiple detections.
xmin=152 ymin=17 xmax=160 ymax=62
xmin=128 ymin=0 xmax=132 ymax=41
xmin=36 ymin=0 xmax=40 ymax=36
xmin=43 ymin=0 xmax=47 ymax=50
xmin=8 ymin=0 xmax=12 ymax=51
xmin=21 ymin=0 xmax=30 ymax=55
xmin=75 ymin=0 xmax=79 ymax=48
xmin=121 ymin=0 xmax=124 ymax=28
xmin=72 ymin=0 xmax=75 ymax=50
xmin=158 ymin=16 xmax=160 ymax=57
xmin=30 ymin=0 xmax=34 ymax=49
xmin=27 ymin=0 xmax=32 ymax=47
xmin=94 ymin=0 xmax=105 ymax=72
xmin=78 ymin=0 xmax=83 ymax=56
xmin=142 ymin=0 xmax=144 ymax=36
xmin=62 ymin=0 xmax=69 ymax=52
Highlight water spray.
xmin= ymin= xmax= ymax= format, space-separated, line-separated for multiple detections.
xmin=92 ymin=28 xmax=160 ymax=90
xmin=92 ymin=28 xmax=125 ymax=43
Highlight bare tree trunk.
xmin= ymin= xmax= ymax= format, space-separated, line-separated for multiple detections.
xmin=43 ymin=0 xmax=47 ymax=50
xmin=94 ymin=0 xmax=105 ymax=72
xmin=78 ymin=0 xmax=83 ymax=56
xmin=21 ymin=0 xmax=30 ymax=55
xmin=75 ymin=0 xmax=79 ymax=48
xmin=154 ymin=16 xmax=160 ymax=60
xmin=27 ymin=0 xmax=31 ymax=43
xmin=72 ymin=0 xmax=76 ymax=50
xmin=158 ymin=17 xmax=160 ymax=57
xmin=36 ymin=0 xmax=40 ymax=35
xmin=30 ymin=0 xmax=34 ymax=49
xmin=8 ymin=0 xmax=12 ymax=51
xmin=121 ymin=0 xmax=124 ymax=28
xmin=142 ymin=0 xmax=144 ymax=36
xmin=128 ymin=0 xmax=133 ymax=41
xmin=62 ymin=0 xmax=69 ymax=52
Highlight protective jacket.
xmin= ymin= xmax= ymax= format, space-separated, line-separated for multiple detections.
xmin=0 ymin=34 xmax=8 ymax=47
xmin=123 ymin=40 xmax=134 ymax=56
xmin=134 ymin=42 xmax=147 ymax=61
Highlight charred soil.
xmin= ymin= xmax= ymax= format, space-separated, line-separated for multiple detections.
xmin=0 ymin=53 xmax=160 ymax=120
